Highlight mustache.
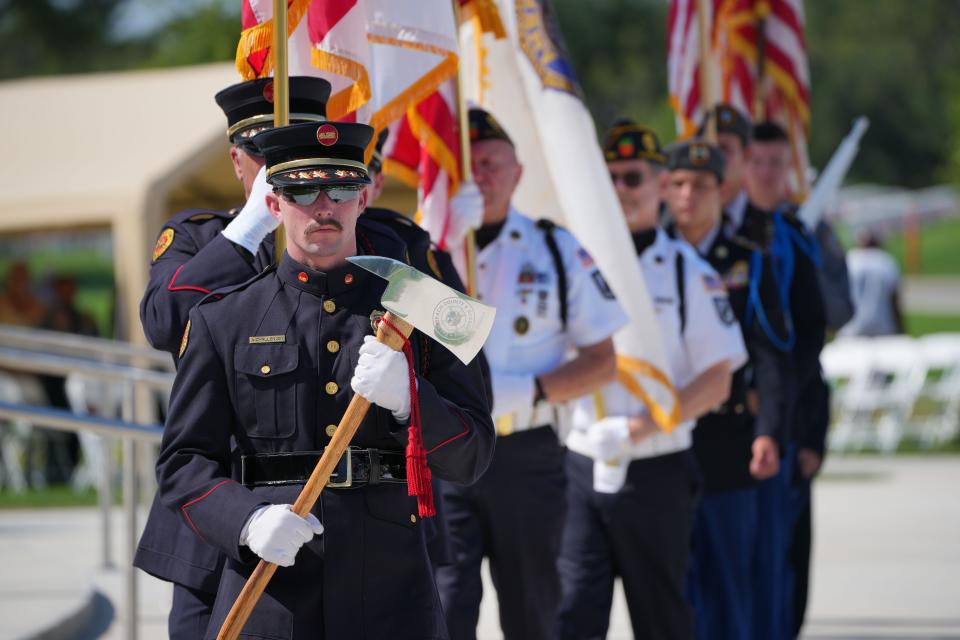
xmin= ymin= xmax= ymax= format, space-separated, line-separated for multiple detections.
xmin=305 ymin=219 xmax=343 ymax=233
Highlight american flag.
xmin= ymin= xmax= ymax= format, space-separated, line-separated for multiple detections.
xmin=668 ymin=0 xmax=811 ymax=182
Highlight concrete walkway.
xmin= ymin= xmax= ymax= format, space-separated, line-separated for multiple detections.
xmin=1 ymin=455 xmax=958 ymax=639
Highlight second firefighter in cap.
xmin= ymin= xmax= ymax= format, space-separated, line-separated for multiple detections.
xmin=556 ymin=122 xmax=747 ymax=639
xmin=154 ymin=120 xmax=495 ymax=639
xmin=135 ymin=76 xmax=332 ymax=640
xmin=434 ymin=108 xmax=628 ymax=640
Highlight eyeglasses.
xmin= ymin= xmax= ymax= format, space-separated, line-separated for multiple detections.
xmin=278 ymin=185 xmax=364 ymax=206
xmin=609 ymin=170 xmax=644 ymax=188
xmin=235 ymin=141 xmax=264 ymax=159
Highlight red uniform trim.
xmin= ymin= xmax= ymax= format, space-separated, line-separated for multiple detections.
xmin=426 ymin=409 xmax=470 ymax=455
xmin=180 ymin=479 xmax=234 ymax=542
xmin=168 ymin=264 xmax=213 ymax=295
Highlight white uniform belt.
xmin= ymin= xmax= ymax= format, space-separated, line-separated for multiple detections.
xmin=494 ymin=403 xmax=558 ymax=437
xmin=566 ymin=427 xmax=692 ymax=461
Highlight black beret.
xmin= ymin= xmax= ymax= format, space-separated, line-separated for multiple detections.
xmin=602 ymin=119 xmax=666 ymax=164
xmin=214 ymin=77 xmax=332 ymax=143
xmin=666 ymin=140 xmax=726 ymax=181
xmin=468 ymin=108 xmax=513 ymax=146
xmin=752 ymin=121 xmax=789 ymax=143
xmin=699 ymin=103 xmax=752 ymax=146
xmin=253 ymin=121 xmax=373 ymax=188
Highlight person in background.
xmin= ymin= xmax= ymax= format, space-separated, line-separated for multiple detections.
xmin=840 ymin=231 xmax=904 ymax=337
xmin=0 ymin=261 xmax=45 ymax=327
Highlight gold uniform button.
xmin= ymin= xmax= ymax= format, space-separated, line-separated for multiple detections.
xmin=323 ymin=300 xmax=336 ymax=313
xmin=325 ymin=381 xmax=339 ymax=395
xmin=260 ymin=365 xmax=271 ymax=375
xmin=325 ymin=424 xmax=337 ymax=437
xmin=327 ymin=340 xmax=340 ymax=353
xmin=410 ymin=515 xmax=417 ymax=524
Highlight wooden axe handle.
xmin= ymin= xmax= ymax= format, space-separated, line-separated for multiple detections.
xmin=217 ymin=311 xmax=415 ymax=640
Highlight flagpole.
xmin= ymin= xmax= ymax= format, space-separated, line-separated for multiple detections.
xmin=453 ymin=0 xmax=478 ymax=296
xmin=273 ymin=0 xmax=290 ymax=265
xmin=696 ymin=0 xmax=718 ymax=142
xmin=753 ymin=8 xmax=767 ymax=122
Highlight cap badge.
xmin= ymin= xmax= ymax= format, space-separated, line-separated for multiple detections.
xmin=316 ymin=123 xmax=339 ymax=146
xmin=689 ymin=143 xmax=710 ymax=166
xmin=643 ymin=132 xmax=656 ymax=151
xmin=263 ymin=81 xmax=274 ymax=104
xmin=617 ymin=139 xmax=635 ymax=158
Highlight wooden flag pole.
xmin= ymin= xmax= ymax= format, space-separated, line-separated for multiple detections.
xmin=272 ymin=0 xmax=290 ymax=265
xmin=696 ymin=0 xmax=718 ymax=143
xmin=453 ymin=0 xmax=479 ymax=297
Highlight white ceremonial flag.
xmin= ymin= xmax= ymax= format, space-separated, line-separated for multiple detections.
xmin=460 ymin=0 xmax=680 ymax=429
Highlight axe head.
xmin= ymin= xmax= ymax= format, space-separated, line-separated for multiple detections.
xmin=347 ymin=256 xmax=496 ymax=364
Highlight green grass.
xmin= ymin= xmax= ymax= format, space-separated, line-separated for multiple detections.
xmin=0 ymin=486 xmax=108 ymax=510
xmin=904 ymin=312 xmax=960 ymax=337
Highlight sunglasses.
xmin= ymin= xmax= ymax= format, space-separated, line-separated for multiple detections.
xmin=609 ymin=170 xmax=644 ymax=188
xmin=236 ymin=141 xmax=264 ymax=159
xmin=278 ymin=185 xmax=364 ymax=206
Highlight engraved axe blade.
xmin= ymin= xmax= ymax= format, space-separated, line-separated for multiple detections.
xmin=346 ymin=256 xmax=496 ymax=364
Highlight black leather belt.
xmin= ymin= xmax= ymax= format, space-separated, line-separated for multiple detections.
xmin=241 ymin=448 xmax=407 ymax=488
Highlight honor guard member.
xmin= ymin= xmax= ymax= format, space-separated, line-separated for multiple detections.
xmin=745 ymin=121 xmax=832 ymax=638
xmin=434 ymin=109 xmax=628 ymax=640
xmin=701 ymin=103 xmax=753 ymax=230
xmin=134 ymin=76 xmax=331 ymax=639
xmin=155 ymin=120 xmax=495 ymax=640
xmin=665 ymin=140 xmax=793 ymax=640
xmin=556 ymin=123 xmax=747 ymax=639
xmin=140 ymin=77 xmax=332 ymax=358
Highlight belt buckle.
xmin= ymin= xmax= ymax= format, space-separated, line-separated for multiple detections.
xmin=327 ymin=448 xmax=353 ymax=488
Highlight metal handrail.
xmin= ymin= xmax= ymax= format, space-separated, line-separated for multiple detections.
xmin=0 ymin=346 xmax=175 ymax=391
xmin=0 ymin=401 xmax=163 ymax=442
xmin=0 ymin=324 xmax=173 ymax=370
xmin=0 ymin=327 xmax=175 ymax=639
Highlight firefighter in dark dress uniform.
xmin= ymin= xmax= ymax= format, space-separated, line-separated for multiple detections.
xmin=154 ymin=120 xmax=495 ymax=640
xmin=135 ymin=76 xmax=331 ymax=639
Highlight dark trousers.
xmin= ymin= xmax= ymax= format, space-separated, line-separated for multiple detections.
xmin=435 ymin=426 xmax=566 ymax=640
xmin=169 ymin=583 xmax=217 ymax=640
xmin=789 ymin=480 xmax=812 ymax=638
xmin=688 ymin=487 xmax=759 ymax=640
xmin=556 ymin=450 xmax=701 ymax=640
xmin=752 ymin=449 xmax=795 ymax=640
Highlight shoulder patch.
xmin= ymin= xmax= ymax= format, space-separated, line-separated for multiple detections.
xmin=591 ymin=270 xmax=616 ymax=300
xmin=576 ymin=247 xmax=594 ymax=268
xmin=702 ymin=273 xmax=725 ymax=292
xmin=152 ymin=228 xmax=175 ymax=262
xmin=713 ymin=297 xmax=736 ymax=326
xmin=178 ymin=319 xmax=191 ymax=358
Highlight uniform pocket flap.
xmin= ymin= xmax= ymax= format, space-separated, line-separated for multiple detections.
xmin=234 ymin=344 xmax=299 ymax=377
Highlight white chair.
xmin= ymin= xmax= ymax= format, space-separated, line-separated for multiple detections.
xmin=821 ymin=338 xmax=876 ymax=452
xmin=909 ymin=333 xmax=960 ymax=447
xmin=64 ymin=373 xmax=124 ymax=491
xmin=0 ymin=372 xmax=30 ymax=492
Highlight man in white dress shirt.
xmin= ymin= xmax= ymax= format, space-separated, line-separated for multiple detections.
xmin=556 ymin=122 xmax=747 ymax=639
xmin=434 ymin=108 xmax=629 ymax=640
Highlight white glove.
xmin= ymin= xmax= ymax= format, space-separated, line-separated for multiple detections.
xmin=222 ymin=166 xmax=280 ymax=254
xmin=446 ymin=182 xmax=484 ymax=248
xmin=351 ymin=336 xmax=412 ymax=422
xmin=491 ymin=370 xmax=536 ymax=420
xmin=587 ymin=416 xmax=631 ymax=461
xmin=239 ymin=504 xmax=324 ymax=567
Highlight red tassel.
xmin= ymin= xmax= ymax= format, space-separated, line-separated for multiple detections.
xmin=379 ymin=318 xmax=436 ymax=518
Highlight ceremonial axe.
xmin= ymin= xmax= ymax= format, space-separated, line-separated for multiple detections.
xmin=217 ymin=256 xmax=495 ymax=640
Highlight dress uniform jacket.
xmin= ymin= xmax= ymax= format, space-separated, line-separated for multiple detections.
xmin=688 ymin=221 xmax=794 ymax=493
xmin=156 ymin=225 xmax=495 ymax=640
xmin=140 ymin=208 xmax=274 ymax=356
